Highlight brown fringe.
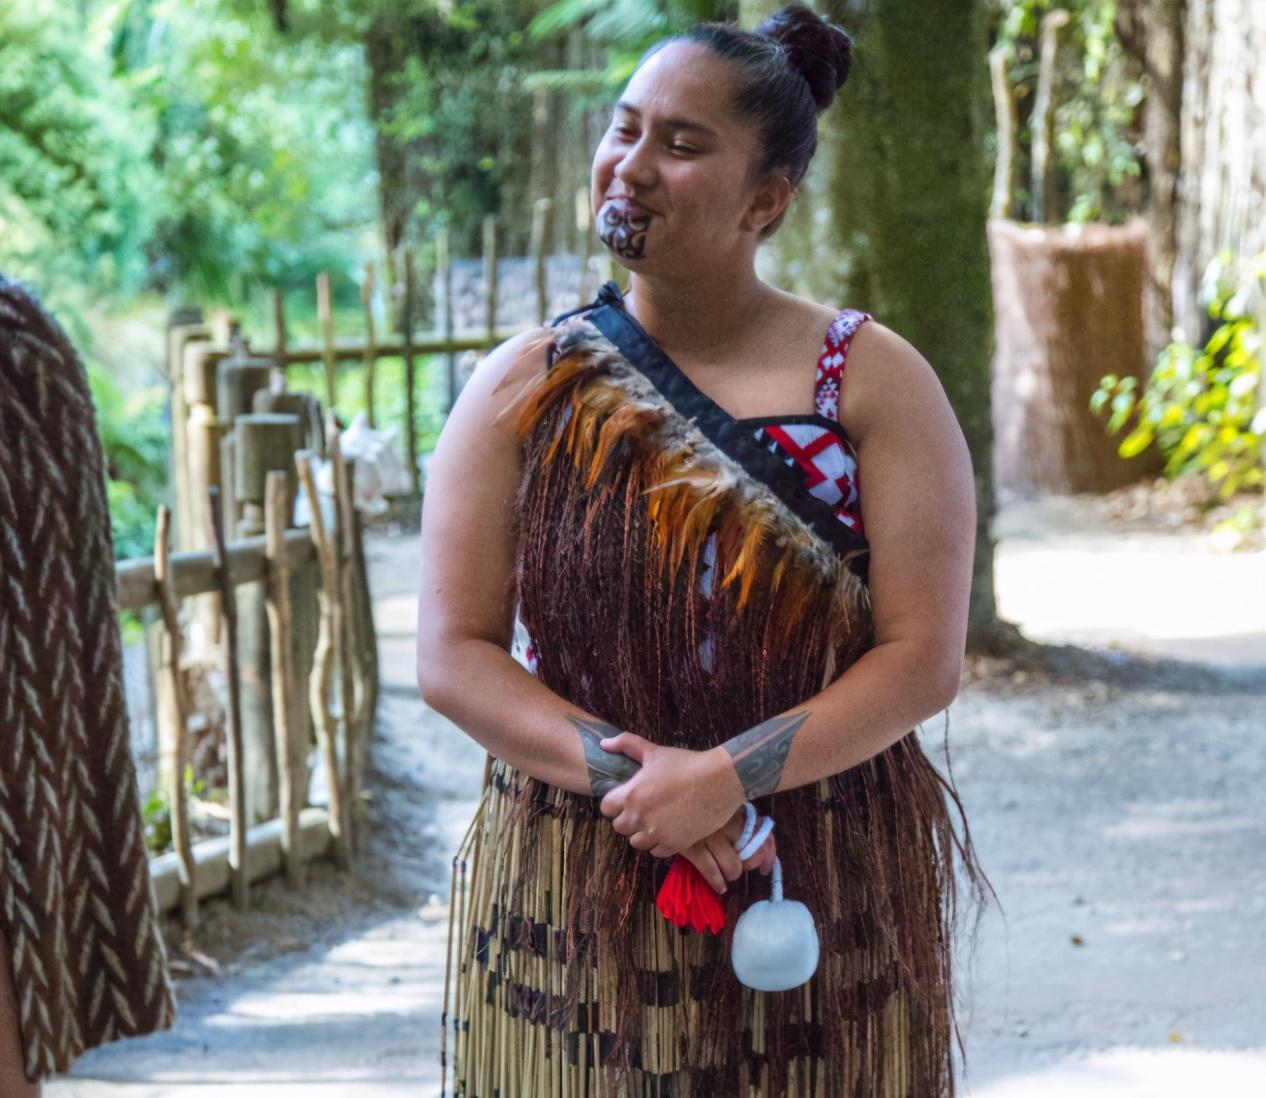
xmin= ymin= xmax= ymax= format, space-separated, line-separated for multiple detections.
xmin=443 ymin=318 xmax=988 ymax=1096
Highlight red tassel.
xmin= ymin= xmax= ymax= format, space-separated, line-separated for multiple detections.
xmin=655 ymin=855 xmax=726 ymax=935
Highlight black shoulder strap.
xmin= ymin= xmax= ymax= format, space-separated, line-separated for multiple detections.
xmin=552 ymin=281 xmax=869 ymax=577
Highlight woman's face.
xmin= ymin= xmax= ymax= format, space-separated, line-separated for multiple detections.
xmin=591 ymin=41 xmax=785 ymax=275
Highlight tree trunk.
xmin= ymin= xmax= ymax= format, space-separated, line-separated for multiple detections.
xmin=824 ymin=0 xmax=1001 ymax=650
xmin=1172 ymin=0 xmax=1266 ymax=346
xmin=1115 ymin=0 xmax=1186 ymax=368
xmin=366 ymin=13 xmax=410 ymax=259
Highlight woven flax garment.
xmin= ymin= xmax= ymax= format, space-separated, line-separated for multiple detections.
xmin=441 ymin=282 xmax=983 ymax=1097
xmin=0 ymin=277 xmax=175 ymax=1078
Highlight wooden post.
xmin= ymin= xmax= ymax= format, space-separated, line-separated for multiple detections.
xmin=154 ymin=506 xmax=198 ymax=928
xmin=325 ymin=413 xmax=353 ymax=845
xmin=575 ymin=186 xmax=593 ymax=305
xmin=234 ymin=414 xmax=301 ymax=825
xmin=361 ymin=262 xmax=378 ymax=429
xmin=482 ymin=215 xmax=498 ymax=347
xmin=317 ymin=271 xmax=337 ymax=412
xmin=438 ymin=227 xmax=455 ymax=413
xmin=297 ymin=452 xmax=349 ymax=869
xmin=265 ymin=471 xmax=304 ymax=890
xmin=401 ymin=249 xmax=420 ymax=497
xmin=530 ymin=197 xmax=554 ymax=324
xmin=989 ymin=46 xmax=1016 ymax=222
xmin=206 ymin=486 xmax=248 ymax=909
xmin=272 ymin=290 xmax=288 ymax=392
xmin=1031 ymin=10 xmax=1070 ymax=224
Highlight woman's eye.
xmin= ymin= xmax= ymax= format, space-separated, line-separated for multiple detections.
xmin=670 ymin=144 xmax=698 ymax=154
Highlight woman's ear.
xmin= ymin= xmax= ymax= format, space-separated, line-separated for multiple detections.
xmin=740 ymin=173 xmax=792 ymax=234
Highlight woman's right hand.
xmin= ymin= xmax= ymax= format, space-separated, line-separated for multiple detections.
xmin=647 ymin=806 xmax=776 ymax=893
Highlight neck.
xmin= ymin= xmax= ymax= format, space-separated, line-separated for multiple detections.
xmin=622 ymin=267 xmax=774 ymax=359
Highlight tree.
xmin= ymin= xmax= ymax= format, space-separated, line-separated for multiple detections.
xmin=824 ymin=0 xmax=1004 ymax=650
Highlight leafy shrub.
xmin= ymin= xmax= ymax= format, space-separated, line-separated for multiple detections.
xmin=1092 ymin=250 xmax=1265 ymax=500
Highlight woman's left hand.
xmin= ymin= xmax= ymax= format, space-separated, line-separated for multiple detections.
xmin=597 ymin=732 xmax=744 ymax=853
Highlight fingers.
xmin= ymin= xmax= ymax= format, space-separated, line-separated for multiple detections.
xmin=704 ymin=832 xmax=743 ymax=884
xmin=597 ymin=732 xmax=649 ymax=765
xmin=683 ymin=846 xmax=727 ymax=894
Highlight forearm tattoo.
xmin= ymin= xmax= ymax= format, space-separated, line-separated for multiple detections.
xmin=567 ymin=714 xmax=640 ymax=797
xmin=597 ymin=198 xmax=650 ymax=260
xmin=721 ymin=711 xmax=809 ymax=800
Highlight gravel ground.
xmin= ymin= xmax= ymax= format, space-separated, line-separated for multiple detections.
xmin=47 ymin=491 xmax=1266 ymax=1097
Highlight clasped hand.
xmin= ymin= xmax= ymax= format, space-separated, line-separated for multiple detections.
xmin=597 ymin=732 xmax=775 ymax=893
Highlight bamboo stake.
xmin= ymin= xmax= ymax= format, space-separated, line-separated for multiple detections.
xmin=264 ymin=470 xmax=304 ymax=889
xmin=296 ymin=452 xmax=348 ymax=869
xmin=206 ymin=486 xmax=248 ymax=909
xmin=361 ymin=261 xmax=378 ymax=428
xmin=401 ymin=249 xmax=420 ymax=497
xmin=317 ymin=271 xmax=337 ymax=411
xmin=154 ymin=505 xmax=198 ymax=928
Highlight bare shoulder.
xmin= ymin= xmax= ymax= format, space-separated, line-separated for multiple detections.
xmin=456 ymin=324 xmax=555 ymax=434
xmin=837 ymin=318 xmax=954 ymax=444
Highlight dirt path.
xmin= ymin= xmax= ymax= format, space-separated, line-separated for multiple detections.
xmin=48 ymin=498 xmax=1266 ymax=1097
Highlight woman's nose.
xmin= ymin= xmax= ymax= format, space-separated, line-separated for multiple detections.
xmin=613 ymin=138 xmax=656 ymax=189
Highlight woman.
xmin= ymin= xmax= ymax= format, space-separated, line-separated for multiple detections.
xmin=418 ymin=6 xmax=986 ymax=1095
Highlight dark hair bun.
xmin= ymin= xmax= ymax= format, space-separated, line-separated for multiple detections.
xmin=756 ymin=4 xmax=853 ymax=113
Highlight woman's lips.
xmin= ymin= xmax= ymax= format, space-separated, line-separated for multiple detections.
xmin=605 ymin=195 xmax=656 ymax=218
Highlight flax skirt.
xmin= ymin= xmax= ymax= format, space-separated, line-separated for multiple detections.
xmin=441 ymin=754 xmax=918 ymax=1098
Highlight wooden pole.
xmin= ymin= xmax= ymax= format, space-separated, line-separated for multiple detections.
xmin=206 ymin=486 xmax=248 ymax=909
xmin=531 ymin=197 xmax=554 ymax=324
xmin=402 ymin=249 xmax=420 ymax=497
xmin=575 ymin=186 xmax=592 ymax=306
xmin=438 ymin=227 xmax=455 ymax=413
xmin=361 ymin=262 xmax=378 ymax=429
xmin=989 ymin=45 xmax=1016 ymax=222
xmin=296 ymin=453 xmax=349 ymax=869
xmin=154 ymin=505 xmax=198 ymax=928
xmin=265 ymin=471 xmax=304 ymax=890
xmin=482 ymin=215 xmax=498 ymax=348
xmin=273 ymin=290 xmax=288 ymax=381
xmin=324 ymin=420 xmax=359 ymax=851
xmin=1031 ymin=10 xmax=1070 ymax=224
xmin=317 ymin=271 xmax=337 ymax=411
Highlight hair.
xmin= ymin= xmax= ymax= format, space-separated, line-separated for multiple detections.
xmin=639 ymin=4 xmax=854 ymax=237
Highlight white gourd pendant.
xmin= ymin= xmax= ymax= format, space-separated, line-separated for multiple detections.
xmin=729 ymin=805 xmax=820 ymax=992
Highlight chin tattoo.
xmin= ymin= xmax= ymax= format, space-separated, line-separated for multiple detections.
xmin=567 ymin=714 xmax=641 ymax=797
xmin=597 ymin=199 xmax=650 ymax=260
xmin=721 ymin=711 xmax=809 ymax=800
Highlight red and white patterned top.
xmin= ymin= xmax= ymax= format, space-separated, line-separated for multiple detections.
xmin=513 ymin=307 xmax=872 ymax=675
xmin=746 ymin=307 xmax=871 ymax=536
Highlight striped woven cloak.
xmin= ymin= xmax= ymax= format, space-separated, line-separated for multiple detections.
xmin=0 ymin=277 xmax=175 ymax=1079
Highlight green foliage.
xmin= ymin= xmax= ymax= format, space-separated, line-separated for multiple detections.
xmin=0 ymin=0 xmax=162 ymax=296
xmin=992 ymin=0 xmax=1144 ymax=225
xmin=86 ymin=360 xmax=170 ymax=558
xmin=1092 ymin=250 xmax=1265 ymax=500
xmin=0 ymin=0 xmax=377 ymax=309
xmin=526 ymin=0 xmax=732 ymax=95
xmin=141 ymin=786 xmax=172 ymax=855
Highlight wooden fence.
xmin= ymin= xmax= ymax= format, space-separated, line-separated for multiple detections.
xmin=119 ymin=197 xmax=617 ymax=919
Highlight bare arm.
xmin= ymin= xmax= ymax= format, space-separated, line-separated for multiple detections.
xmin=598 ymin=319 xmax=976 ymax=851
xmin=415 ymin=327 xmax=639 ymax=798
